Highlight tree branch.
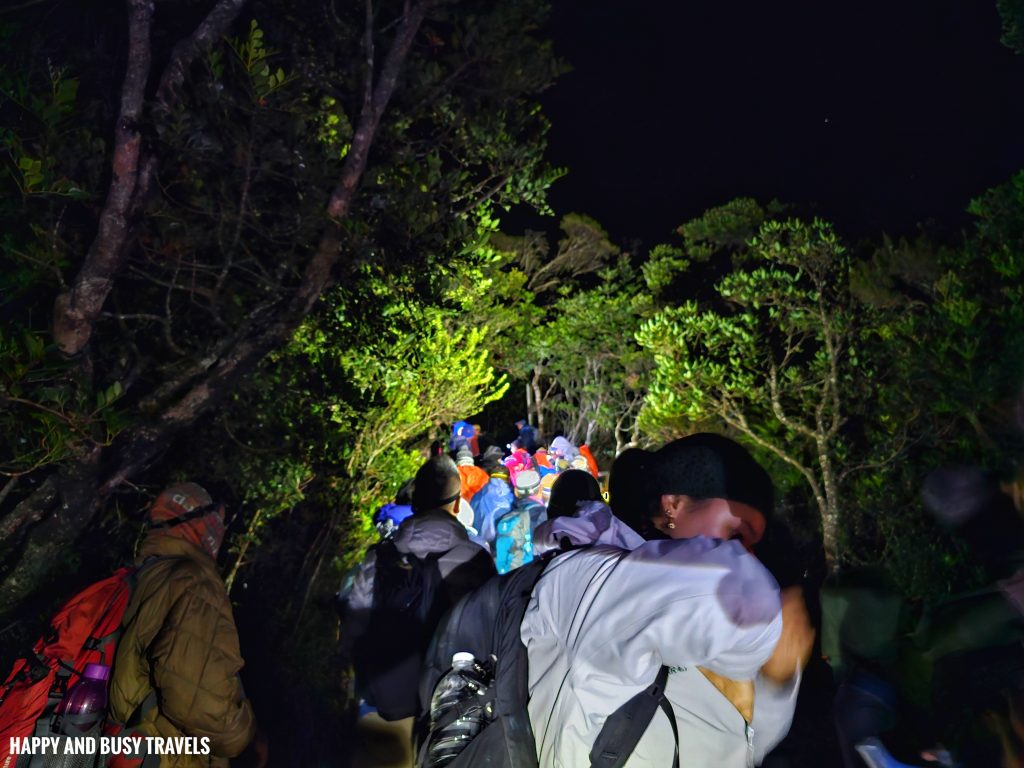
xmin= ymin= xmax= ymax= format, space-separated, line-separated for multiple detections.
xmin=52 ymin=0 xmax=155 ymax=356
xmin=98 ymin=0 xmax=432 ymax=494
xmin=153 ymin=0 xmax=252 ymax=115
xmin=767 ymin=356 xmax=814 ymax=438
xmin=723 ymin=405 xmax=823 ymax=505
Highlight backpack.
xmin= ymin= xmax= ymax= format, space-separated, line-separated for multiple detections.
xmin=493 ymin=506 xmax=534 ymax=575
xmin=418 ymin=553 xmax=680 ymax=768
xmin=0 ymin=566 xmax=157 ymax=768
xmin=352 ymin=540 xmax=447 ymax=721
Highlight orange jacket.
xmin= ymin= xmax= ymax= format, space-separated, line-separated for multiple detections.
xmin=579 ymin=445 xmax=600 ymax=478
xmin=458 ymin=464 xmax=490 ymax=502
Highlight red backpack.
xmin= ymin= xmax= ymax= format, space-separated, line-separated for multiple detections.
xmin=0 ymin=566 xmax=153 ymax=768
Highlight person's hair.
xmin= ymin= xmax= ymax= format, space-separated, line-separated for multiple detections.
xmin=411 ymin=455 xmax=462 ymax=513
xmin=608 ymin=448 xmax=653 ymax=535
xmin=651 ymin=434 xmax=773 ymax=519
xmin=394 ymin=478 xmax=416 ymax=506
xmin=546 ymin=470 xmax=602 ymax=520
xmin=610 ymin=433 xmax=774 ymax=538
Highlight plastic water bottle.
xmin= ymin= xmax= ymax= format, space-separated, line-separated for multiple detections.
xmin=425 ymin=652 xmax=490 ymax=767
xmin=56 ymin=663 xmax=109 ymax=736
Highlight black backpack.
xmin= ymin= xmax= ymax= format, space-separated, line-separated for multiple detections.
xmin=418 ymin=552 xmax=680 ymax=768
xmin=352 ymin=540 xmax=447 ymax=721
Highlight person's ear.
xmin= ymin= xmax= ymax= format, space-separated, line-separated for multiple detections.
xmin=661 ymin=494 xmax=687 ymax=515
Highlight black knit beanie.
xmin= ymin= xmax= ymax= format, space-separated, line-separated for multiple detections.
xmin=652 ymin=433 xmax=774 ymax=519
xmin=411 ymin=455 xmax=462 ymax=513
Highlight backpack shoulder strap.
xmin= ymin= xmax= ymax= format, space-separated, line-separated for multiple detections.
xmin=588 ymin=665 xmax=679 ymax=768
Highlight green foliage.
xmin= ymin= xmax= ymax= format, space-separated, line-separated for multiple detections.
xmin=678 ymin=196 xmax=767 ymax=260
xmin=474 ymin=215 xmax=642 ymax=456
xmin=640 ymin=216 xmax=853 ymax=434
xmin=0 ymin=4 xmax=563 ymax=679
xmin=639 ymin=214 xmax=858 ymax=564
xmin=642 ymin=244 xmax=689 ymax=297
xmin=227 ymin=20 xmax=293 ymax=101
xmin=642 ymin=198 xmax=775 ymax=302
xmin=997 ymin=0 xmax=1024 ymax=53
xmin=533 ymin=258 xmax=652 ymax=455
xmin=0 ymin=60 xmax=92 ymax=198
xmin=635 ymin=183 xmax=1024 ymax=595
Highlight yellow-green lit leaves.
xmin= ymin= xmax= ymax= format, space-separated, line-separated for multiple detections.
xmin=94 ymin=380 xmax=123 ymax=411
xmin=337 ymin=309 xmax=507 ymax=519
xmin=642 ymin=244 xmax=690 ymax=297
xmin=315 ymin=96 xmax=353 ymax=160
xmin=15 ymin=155 xmax=44 ymax=192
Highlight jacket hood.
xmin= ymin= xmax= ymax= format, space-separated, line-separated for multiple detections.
xmin=394 ymin=508 xmax=470 ymax=560
xmin=137 ymin=532 xmax=221 ymax=576
xmin=533 ymin=501 xmax=645 ymax=556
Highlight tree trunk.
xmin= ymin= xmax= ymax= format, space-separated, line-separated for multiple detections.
xmin=531 ymin=366 xmax=545 ymax=437
xmin=52 ymin=0 xmax=154 ymax=356
xmin=525 ymin=375 xmax=534 ymax=426
xmin=1 ymin=0 xmax=431 ymax=617
xmin=53 ymin=0 xmax=251 ymax=357
xmin=817 ymin=437 xmax=840 ymax=570
xmin=0 ymin=451 xmax=101 ymax=618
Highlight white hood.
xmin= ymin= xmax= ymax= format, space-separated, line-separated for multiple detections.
xmin=532 ymin=501 xmax=644 ymax=555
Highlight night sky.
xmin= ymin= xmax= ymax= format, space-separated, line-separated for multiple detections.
xmin=536 ymin=0 xmax=1024 ymax=247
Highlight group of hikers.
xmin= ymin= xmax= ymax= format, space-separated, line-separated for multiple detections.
xmin=332 ymin=421 xmax=1024 ymax=768
xmin=2 ymin=419 xmax=1023 ymax=768
xmin=336 ymin=425 xmax=810 ymax=768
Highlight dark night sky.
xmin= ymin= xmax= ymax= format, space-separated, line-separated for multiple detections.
xmin=533 ymin=0 xmax=1024 ymax=247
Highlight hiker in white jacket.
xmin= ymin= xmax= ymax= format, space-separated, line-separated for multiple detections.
xmin=521 ymin=433 xmax=814 ymax=767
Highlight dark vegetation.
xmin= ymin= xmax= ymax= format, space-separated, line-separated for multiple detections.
xmin=1 ymin=0 xmax=1023 ymax=764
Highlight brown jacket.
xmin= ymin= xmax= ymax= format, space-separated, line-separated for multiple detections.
xmin=110 ymin=534 xmax=256 ymax=767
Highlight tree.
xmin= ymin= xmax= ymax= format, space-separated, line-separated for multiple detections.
xmin=0 ymin=0 xmax=560 ymax=616
xmin=213 ymin=284 xmax=507 ymax=605
xmin=531 ymin=258 xmax=652 ymax=455
xmin=639 ymin=215 xmax=857 ymax=567
xmin=997 ymin=0 xmax=1024 ymax=53
xmin=482 ymin=214 xmax=619 ymax=438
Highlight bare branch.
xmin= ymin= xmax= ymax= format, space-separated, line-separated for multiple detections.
xmin=727 ymin=408 xmax=823 ymax=502
xmin=52 ymin=0 xmax=155 ymax=356
xmin=767 ymin=358 xmax=814 ymax=438
xmin=153 ymin=0 xmax=251 ymax=115
xmin=99 ymin=0 xmax=433 ymax=493
xmin=0 ymin=477 xmax=18 ymax=509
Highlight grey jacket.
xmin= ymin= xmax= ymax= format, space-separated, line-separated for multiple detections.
xmin=344 ymin=508 xmax=495 ymax=616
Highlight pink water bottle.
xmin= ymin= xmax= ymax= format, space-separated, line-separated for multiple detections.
xmin=57 ymin=663 xmax=109 ymax=736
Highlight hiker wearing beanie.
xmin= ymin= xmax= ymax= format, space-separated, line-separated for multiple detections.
xmin=345 ymin=455 xmax=495 ymax=652
xmin=109 ymin=483 xmax=267 ymax=768
xmin=344 ymin=455 xmax=495 ymax=767
xmin=521 ymin=433 xmax=813 ymax=767
xmin=399 ymin=454 xmax=495 ymax=599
